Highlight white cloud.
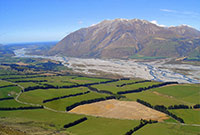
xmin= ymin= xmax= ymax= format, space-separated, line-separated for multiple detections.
xmin=150 ymin=20 xmax=166 ymax=27
xmin=78 ymin=21 xmax=83 ymax=24
xmin=160 ymin=9 xmax=177 ymax=13
xmin=160 ymin=9 xmax=200 ymax=18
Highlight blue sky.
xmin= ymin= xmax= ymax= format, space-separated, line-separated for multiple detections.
xmin=0 ymin=0 xmax=199 ymax=44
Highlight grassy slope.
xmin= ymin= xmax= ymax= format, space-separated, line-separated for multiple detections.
xmin=169 ymin=109 xmax=200 ymax=124
xmin=1 ymin=73 xmax=200 ymax=135
xmin=0 ymin=80 xmax=14 ymax=87
xmin=0 ymin=108 xmax=140 ymax=135
xmin=44 ymin=92 xmax=108 ymax=111
xmin=68 ymin=116 xmax=139 ymax=135
xmin=135 ymin=123 xmax=200 ymax=135
xmin=8 ymin=75 xmax=110 ymax=87
xmin=19 ymin=87 xmax=89 ymax=104
xmin=17 ymin=82 xmax=44 ymax=88
xmin=125 ymin=84 xmax=200 ymax=106
xmin=152 ymin=84 xmax=200 ymax=104
xmin=125 ymin=90 xmax=187 ymax=106
xmin=0 ymin=100 xmax=29 ymax=108
xmin=92 ymin=81 xmax=160 ymax=93
xmin=0 ymin=109 xmax=82 ymax=129
xmin=70 ymin=76 xmax=109 ymax=84
xmin=0 ymin=86 xmax=21 ymax=98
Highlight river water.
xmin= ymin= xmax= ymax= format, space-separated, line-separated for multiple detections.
xmin=14 ymin=48 xmax=200 ymax=84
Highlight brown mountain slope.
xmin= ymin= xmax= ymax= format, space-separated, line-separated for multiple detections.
xmin=48 ymin=19 xmax=200 ymax=59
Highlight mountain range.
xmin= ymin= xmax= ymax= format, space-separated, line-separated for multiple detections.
xmin=48 ymin=19 xmax=200 ymax=59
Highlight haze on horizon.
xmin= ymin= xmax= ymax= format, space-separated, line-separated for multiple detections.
xmin=0 ymin=0 xmax=200 ymax=44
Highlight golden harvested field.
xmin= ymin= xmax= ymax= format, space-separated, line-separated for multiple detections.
xmin=70 ymin=100 xmax=168 ymax=121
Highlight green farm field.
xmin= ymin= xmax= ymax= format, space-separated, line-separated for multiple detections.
xmin=125 ymin=84 xmax=200 ymax=106
xmin=92 ymin=81 xmax=161 ymax=94
xmin=0 ymin=71 xmax=200 ymax=135
xmin=0 ymin=80 xmax=14 ymax=87
xmin=135 ymin=123 xmax=200 ymax=135
xmin=67 ymin=116 xmax=139 ymax=135
xmin=44 ymin=91 xmax=108 ymax=111
xmin=0 ymin=100 xmax=30 ymax=108
xmin=19 ymin=87 xmax=89 ymax=104
xmin=169 ymin=109 xmax=200 ymax=124
xmin=0 ymin=86 xmax=21 ymax=98
xmin=124 ymin=90 xmax=188 ymax=106
xmin=152 ymin=84 xmax=200 ymax=104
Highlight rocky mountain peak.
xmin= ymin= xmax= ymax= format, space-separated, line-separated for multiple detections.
xmin=48 ymin=18 xmax=200 ymax=59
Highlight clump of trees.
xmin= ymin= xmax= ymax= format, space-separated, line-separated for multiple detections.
xmin=168 ymin=104 xmax=191 ymax=109
xmin=193 ymin=104 xmax=200 ymax=109
xmin=168 ymin=104 xmax=200 ymax=109
xmin=154 ymin=105 xmax=184 ymax=123
xmin=66 ymin=96 xmax=116 ymax=111
xmin=99 ymin=79 xmax=120 ymax=84
xmin=136 ymin=99 xmax=184 ymax=123
xmin=120 ymin=78 xmax=130 ymax=80
xmin=63 ymin=117 xmax=87 ymax=128
xmin=125 ymin=119 xmax=158 ymax=135
xmin=117 ymin=82 xmax=178 ymax=94
xmin=136 ymin=99 xmax=153 ymax=108
xmin=43 ymin=91 xmax=90 ymax=103
xmin=0 ymin=106 xmax=44 ymax=111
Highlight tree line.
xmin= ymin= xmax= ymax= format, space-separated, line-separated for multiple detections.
xmin=0 ymin=84 xmax=16 ymax=89
xmin=14 ymin=80 xmax=47 ymax=83
xmin=43 ymin=91 xmax=90 ymax=103
xmin=193 ymin=104 xmax=200 ymax=109
xmin=24 ymin=79 xmax=120 ymax=92
xmin=0 ymin=97 xmax=14 ymax=101
xmin=168 ymin=104 xmax=191 ymax=109
xmin=136 ymin=99 xmax=184 ymax=123
xmin=167 ymin=104 xmax=200 ymax=109
xmin=66 ymin=96 xmax=116 ymax=111
xmin=0 ymin=106 xmax=44 ymax=111
xmin=117 ymin=82 xmax=178 ymax=94
xmin=120 ymin=78 xmax=130 ymax=80
xmin=125 ymin=119 xmax=158 ymax=135
xmin=63 ymin=117 xmax=87 ymax=128
xmin=117 ymin=80 xmax=151 ymax=87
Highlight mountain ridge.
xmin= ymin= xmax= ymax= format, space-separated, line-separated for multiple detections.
xmin=48 ymin=18 xmax=200 ymax=59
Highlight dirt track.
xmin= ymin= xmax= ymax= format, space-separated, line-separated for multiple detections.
xmin=70 ymin=99 xmax=168 ymax=121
